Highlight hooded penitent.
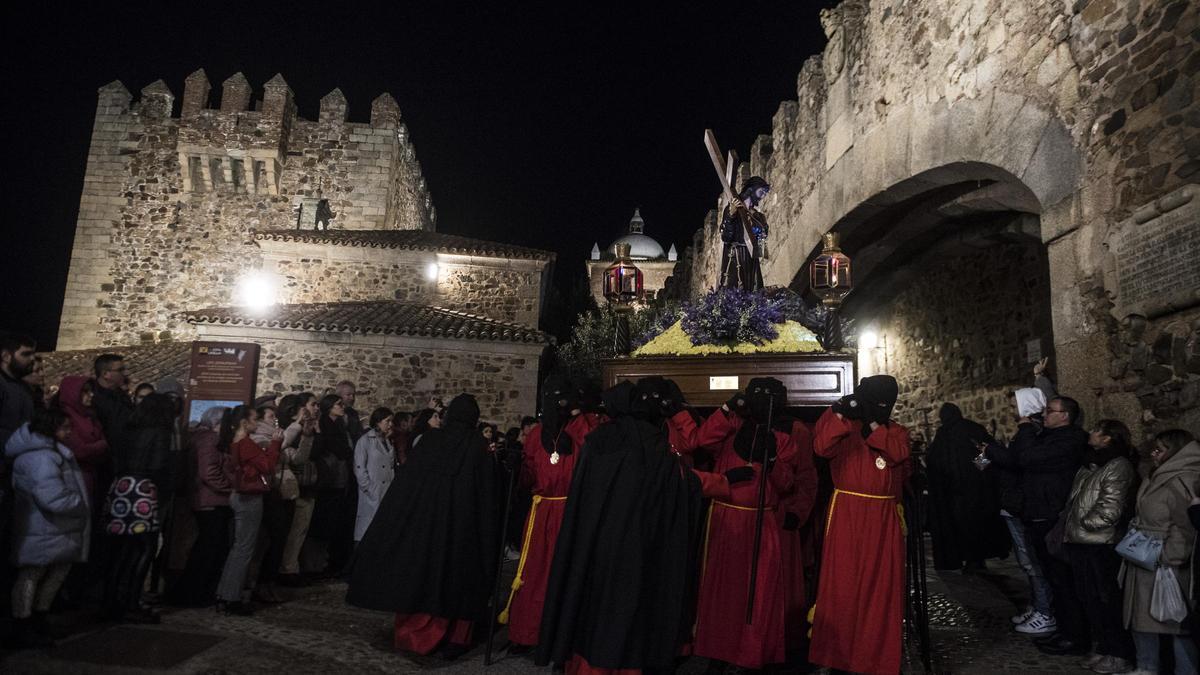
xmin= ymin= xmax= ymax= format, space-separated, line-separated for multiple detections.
xmin=733 ymin=377 xmax=787 ymax=463
xmin=634 ymin=376 xmax=672 ymax=424
xmin=536 ymin=381 xmax=702 ymax=669
xmin=856 ymin=375 xmax=899 ymax=430
xmin=346 ymin=393 xmax=499 ymax=620
xmin=541 ymin=372 xmax=576 ymax=457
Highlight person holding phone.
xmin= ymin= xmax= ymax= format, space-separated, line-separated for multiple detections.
xmin=214 ymin=405 xmax=281 ymax=615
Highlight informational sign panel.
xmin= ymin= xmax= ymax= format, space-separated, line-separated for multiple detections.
xmin=1105 ymin=185 xmax=1200 ymax=319
xmin=185 ymin=341 xmax=260 ymax=426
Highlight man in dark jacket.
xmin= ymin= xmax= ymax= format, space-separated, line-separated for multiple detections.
xmin=91 ymin=354 xmax=133 ymax=443
xmin=992 ymin=396 xmax=1088 ymax=655
xmin=0 ymin=332 xmax=37 ymax=450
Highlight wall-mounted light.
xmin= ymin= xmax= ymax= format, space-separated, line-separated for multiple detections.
xmin=424 ymin=262 xmax=440 ymax=281
xmin=234 ymin=272 xmax=279 ymax=312
xmin=859 ymin=330 xmax=879 ymax=350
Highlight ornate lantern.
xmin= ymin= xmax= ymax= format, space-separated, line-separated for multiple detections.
xmin=604 ymin=242 xmax=642 ymax=356
xmin=809 ymin=232 xmax=852 ymax=307
xmin=604 ymin=243 xmax=643 ymax=305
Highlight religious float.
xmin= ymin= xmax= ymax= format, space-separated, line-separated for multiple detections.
xmin=599 ymin=233 xmax=858 ymax=408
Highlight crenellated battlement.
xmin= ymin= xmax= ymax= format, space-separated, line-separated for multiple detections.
xmin=58 ymin=68 xmax=438 ymax=350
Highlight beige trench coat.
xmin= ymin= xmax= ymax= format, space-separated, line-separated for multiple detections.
xmin=1121 ymin=440 xmax=1200 ymax=634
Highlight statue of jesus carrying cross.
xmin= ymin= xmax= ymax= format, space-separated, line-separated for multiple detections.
xmin=705 ymin=129 xmax=771 ymax=292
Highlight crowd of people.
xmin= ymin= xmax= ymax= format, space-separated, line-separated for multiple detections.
xmin=0 ymin=331 xmax=531 ymax=649
xmin=5 ymin=326 xmax=1199 ymax=675
xmin=926 ymin=358 xmax=1200 ymax=675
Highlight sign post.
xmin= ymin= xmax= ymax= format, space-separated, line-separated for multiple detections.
xmin=185 ymin=341 xmax=261 ymax=426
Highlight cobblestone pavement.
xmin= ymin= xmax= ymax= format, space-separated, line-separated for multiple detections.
xmin=1 ymin=550 xmax=1089 ymax=674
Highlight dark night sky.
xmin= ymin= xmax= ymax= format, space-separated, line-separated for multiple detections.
xmin=3 ymin=3 xmax=838 ymax=349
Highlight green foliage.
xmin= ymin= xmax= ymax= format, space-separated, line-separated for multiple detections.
xmin=556 ymin=304 xmax=658 ymax=382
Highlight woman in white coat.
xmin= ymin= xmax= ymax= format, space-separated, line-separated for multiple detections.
xmin=353 ymin=408 xmax=396 ymax=543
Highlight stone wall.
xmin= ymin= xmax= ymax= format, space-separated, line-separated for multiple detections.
xmin=677 ymin=0 xmax=1199 ymax=440
xmin=201 ymin=328 xmax=543 ymax=428
xmin=259 ymin=240 xmax=547 ymax=326
xmin=58 ymin=71 xmax=436 ymax=350
xmin=858 ymin=238 xmax=1054 ymax=442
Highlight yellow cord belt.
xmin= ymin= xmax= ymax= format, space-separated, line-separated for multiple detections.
xmin=808 ymin=488 xmax=907 ymax=636
xmin=498 ymin=494 xmax=567 ymax=624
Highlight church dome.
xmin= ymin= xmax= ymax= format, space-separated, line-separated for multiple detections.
xmin=608 ymin=208 xmax=666 ymax=260
xmin=611 ymin=233 xmax=665 ymax=260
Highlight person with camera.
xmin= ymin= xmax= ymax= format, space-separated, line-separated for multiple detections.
xmin=689 ymin=377 xmax=799 ymax=672
xmin=808 ymin=375 xmax=910 ymax=675
xmin=277 ymin=393 xmax=319 ymax=586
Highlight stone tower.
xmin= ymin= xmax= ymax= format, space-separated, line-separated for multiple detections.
xmin=57 ymin=70 xmax=437 ymax=350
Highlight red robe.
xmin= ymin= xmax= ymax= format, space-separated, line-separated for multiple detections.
xmin=393 ymin=614 xmax=472 ymax=654
xmin=503 ymin=413 xmax=602 ymax=646
xmin=774 ymin=420 xmax=818 ymax=651
xmin=809 ymin=408 xmax=910 ymax=675
xmin=689 ymin=409 xmax=797 ymax=669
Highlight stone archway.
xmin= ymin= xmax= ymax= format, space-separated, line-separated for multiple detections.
xmin=757 ymin=93 xmax=1080 ymax=439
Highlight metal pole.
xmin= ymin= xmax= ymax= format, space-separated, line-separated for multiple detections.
xmin=744 ymin=395 xmax=775 ymax=624
xmin=485 ymin=450 xmax=520 ymax=666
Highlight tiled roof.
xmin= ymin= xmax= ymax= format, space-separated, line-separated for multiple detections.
xmin=184 ymin=300 xmax=551 ymax=344
xmin=253 ymin=228 xmax=555 ymax=262
xmin=40 ymin=342 xmax=193 ymax=390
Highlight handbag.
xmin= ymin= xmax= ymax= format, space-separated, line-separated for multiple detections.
xmin=1115 ymin=523 xmax=1164 ymax=571
xmin=275 ymin=466 xmax=300 ymax=501
xmin=1151 ymin=565 xmax=1189 ymax=623
xmin=1045 ymin=511 xmax=1070 ymax=563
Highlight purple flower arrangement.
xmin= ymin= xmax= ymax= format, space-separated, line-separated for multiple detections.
xmin=680 ymin=287 xmax=786 ymax=347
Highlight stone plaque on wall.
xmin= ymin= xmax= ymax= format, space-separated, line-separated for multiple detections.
xmin=1105 ymin=185 xmax=1200 ymax=319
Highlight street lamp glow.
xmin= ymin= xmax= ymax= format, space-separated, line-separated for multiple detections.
xmin=234 ymin=272 xmax=278 ymax=311
xmin=425 ymin=262 xmax=440 ymax=281
xmin=859 ymin=331 xmax=878 ymax=350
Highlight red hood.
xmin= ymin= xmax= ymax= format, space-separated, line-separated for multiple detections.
xmin=59 ymin=375 xmax=95 ymax=418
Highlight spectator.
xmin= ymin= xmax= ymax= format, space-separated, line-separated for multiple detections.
xmin=335 ymin=381 xmax=364 ymax=444
xmin=90 ymin=354 xmax=132 ymax=444
xmin=57 ymin=376 xmax=109 ymax=506
xmin=1122 ymin=429 xmax=1200 ymax=674
xmin=278 ymin=393 xmax=319 ymax=586
xmin=252 ymin=399 xmax=293 ymax=604
xmin=987 ymin=387 xmax=1055 ymax=635
xmin=411 ymin=407 xmax=441 ymax=450
xmin=101 ymin=392 xmax=175 ymax=623
xmin=390 ymin=411 xmax=412 ymax=466
xmin=21 ymin=355 xmax=47 ymax=411
xmin=132 ymin=383 xmax=155 ymax=407
xmin=0 ymin=331 xmax=37 ymax=450
xmin=215 ymin=405 xmax=281 ymax=615
xmin=1063 ymin=419 xmax=1137 ymax=673
xmin=353 ymin=407 xmax=395 ymax=544
xmin=311 ymin=393 xmax=354 ymax=577
xmin=4 ymin=408 xmax=90 ymax=648
xmin=1011 ymin=396 xmax=1088 ymax=655
xmin=171 ymin=406 xmax=231 ymax=607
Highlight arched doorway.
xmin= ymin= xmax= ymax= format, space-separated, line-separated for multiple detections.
xmin=793 ymin=163 xmax=1052 ymax=443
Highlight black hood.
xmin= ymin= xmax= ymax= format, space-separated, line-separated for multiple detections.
xmin=745 ymin=377 xmax=786 ymax=423
xmin=541 ymin=372 xmax=575 ymax=455
xmin=602 ymin=381 xmax=637 ymax=419
xmin=444 ymin=394 xmax=480 ymax=431
xmin=857 ymin=375 xmax=898 ymax=425
xmin=938 ymin=402 xmax=963 ymax=428
xmin=634 ymin=376 xmax=671 ymax=423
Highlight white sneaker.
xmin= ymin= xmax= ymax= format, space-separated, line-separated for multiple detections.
xmin=1014 ymin=611 xmax=1057 ymax=635
xmin=1010 ymin=605 xmax=1035 ymax=624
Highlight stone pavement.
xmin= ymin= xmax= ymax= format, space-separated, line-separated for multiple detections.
xmin=0 ymin=549 xmax=1091 ymax=674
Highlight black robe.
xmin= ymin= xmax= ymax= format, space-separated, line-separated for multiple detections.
xmin=719 ymin=206 xmax=767 ymax=292
xmin=535 ymin=384 xmax=703 ymax=669
xmin=345 ymin=395 xmax=499 ymax=621
xmin=926 ymin=404 xmax=1010 ymax=569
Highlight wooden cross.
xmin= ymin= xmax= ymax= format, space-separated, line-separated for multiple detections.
xmin=704 ymin=129 xmax=754 ymax=245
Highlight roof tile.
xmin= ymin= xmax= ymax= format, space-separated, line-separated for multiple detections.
xmin=254 ymin=229 xmax=555 ymax=262
xmin=184 ymin=300 xmax=551 ymax=344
